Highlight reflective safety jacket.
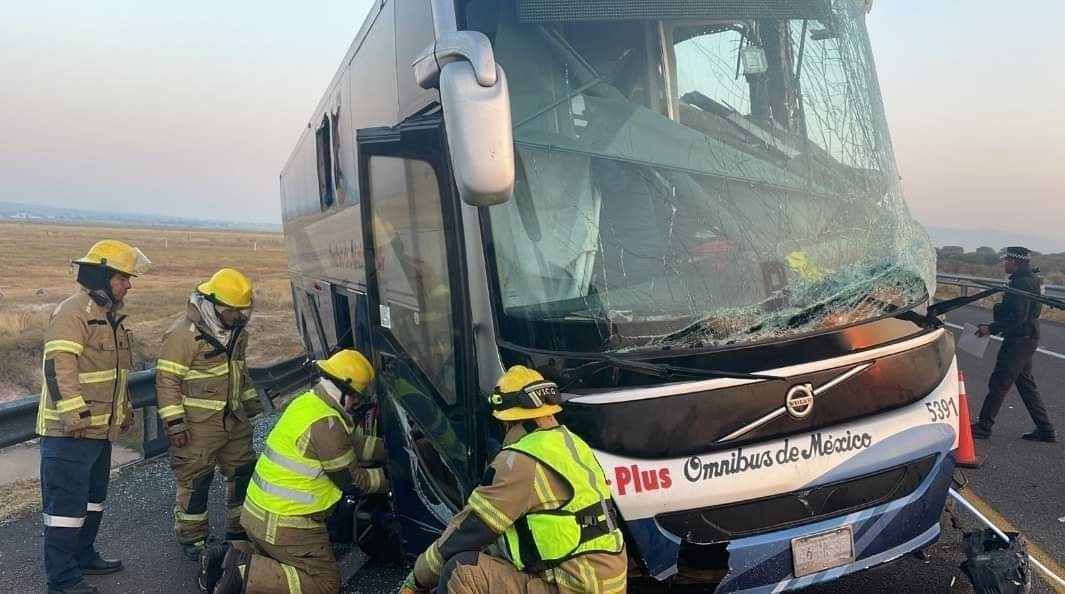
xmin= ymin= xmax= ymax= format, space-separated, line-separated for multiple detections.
xmin=413 ymin=421 xmax=628 ymax=594
xmin=245 ymin=387 xmax=388 ymax=519
xmin=155 ymin=302 xmax=261 ymax=435
xmin=502 ymin=426 xmax=625 ymax=572
xmin=36 ymin=289 xmax=133 ymax=441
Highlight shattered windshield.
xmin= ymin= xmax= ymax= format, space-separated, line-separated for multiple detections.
xmin=469 ymin=0 xmax=935 ymax=352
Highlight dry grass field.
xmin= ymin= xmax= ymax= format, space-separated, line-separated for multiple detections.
xmin=0 ymin=221 xmax=304 ymax=402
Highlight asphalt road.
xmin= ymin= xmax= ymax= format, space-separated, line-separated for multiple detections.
xmin=342 ymin=511 xmax=1057 ymax=594
xmin=1 ymin=305 xmax=1062 ymax=593
xmin=0 ymin=419 xmax=279 ymax=594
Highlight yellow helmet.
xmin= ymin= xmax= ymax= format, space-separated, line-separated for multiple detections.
xmin=73 ymin=240 xmax=152 ymax=276
xmin=316 ymin=349 xmax=375 ymax=395
xmin=488 ymin=365 xmax=563 ymax=422
xmin=197 ymin=268 xmax=254 ymax=309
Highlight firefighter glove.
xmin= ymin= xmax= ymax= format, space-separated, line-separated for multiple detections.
xmin=398 ymin=570 xmax=425 ymax=594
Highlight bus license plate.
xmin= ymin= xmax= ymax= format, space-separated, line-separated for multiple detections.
xmin=791 ymin=526 xmax=855 ymax=577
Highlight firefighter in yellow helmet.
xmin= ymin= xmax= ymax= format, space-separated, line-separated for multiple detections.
xmin=38 ymin=240 xmax=151 ymax=594
xmin=156 ymin=268 xmax=263 ymax=560
xmin=399 ymin=366 xmax=627 ymax=594
xmin=200 ymin=349 xmax=390 ymax=594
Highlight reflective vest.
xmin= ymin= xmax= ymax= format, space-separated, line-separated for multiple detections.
xmin=245 ymin=390 xmax=352 ymax=516
xmin=502 ymin=426 xmax=625 ymax=572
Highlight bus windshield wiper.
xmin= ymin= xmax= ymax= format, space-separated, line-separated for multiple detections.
xmin=561 ymin=353 xmax=784 ymax=389
xmin=600 ymin=354 xmax=784 ymax=381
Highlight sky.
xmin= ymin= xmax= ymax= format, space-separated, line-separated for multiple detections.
xmin=1 ymin=1 xmax=1063 ymax=236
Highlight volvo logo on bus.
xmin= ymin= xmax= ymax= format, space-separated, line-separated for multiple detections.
xmin=785 ymin=384 xmax=815 ymax=419
xmin=715 ymin=362 xmax=875 ymax=444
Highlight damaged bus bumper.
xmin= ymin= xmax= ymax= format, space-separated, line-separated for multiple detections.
xmin=597 ymin=360 xmax=960 ymax=591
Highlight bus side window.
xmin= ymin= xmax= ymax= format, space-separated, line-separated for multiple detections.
xmin=301 ymin=289 xmax=329 ymax=360
xmin=315 ymin=114 xmax=335 ymax=210
xmin=332 ymin=290 xmax=355 ymax=350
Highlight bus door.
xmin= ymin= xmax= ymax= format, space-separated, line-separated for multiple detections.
xmin=357 ymin=116 xmax=481 ymax=553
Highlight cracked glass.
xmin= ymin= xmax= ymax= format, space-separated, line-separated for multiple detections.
xmin=472 ymin=0 xmax=934 ymax=352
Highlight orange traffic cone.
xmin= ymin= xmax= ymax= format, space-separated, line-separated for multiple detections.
xmin=956 ymin=370 xmax=984 ymax=469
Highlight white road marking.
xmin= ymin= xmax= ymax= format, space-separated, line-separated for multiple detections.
xmin=945 ymin=322 xmax=1065 ymax=361
xmin=1027 ymin=348 xmax=1060 ymax=361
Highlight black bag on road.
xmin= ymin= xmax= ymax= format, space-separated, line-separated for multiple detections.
xmin=961 ymin=529 xmax=1031 ymax=594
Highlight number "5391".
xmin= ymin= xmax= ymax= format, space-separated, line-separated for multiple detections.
xmin=925 ymin=397 xmax=959 ymax=422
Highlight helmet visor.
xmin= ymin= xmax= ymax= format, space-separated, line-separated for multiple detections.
xmin=128 ymin=247 xmax=153 ymax=275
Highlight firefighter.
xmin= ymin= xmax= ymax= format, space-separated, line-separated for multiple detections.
xmin=156 ymin=268 xmax=263 ymax=560
xmin=38 ymin=239 xmax=151 ymax=594
xmin=973 ymin=247 xmax=1056 ymax=442
xmin=200 ymin=349 xmax=389 ymax=594
xmin=399 ymin=366 xmax=628 ymax=594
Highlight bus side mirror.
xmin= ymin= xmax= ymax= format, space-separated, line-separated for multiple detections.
xmin=414 ymin=31 xmax=514 ymax=207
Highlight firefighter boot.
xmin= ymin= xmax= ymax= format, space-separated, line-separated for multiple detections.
xmin=214 ymin=547 xmax=251 ymax=594
xmin=198 ymin=543 xmax=230 ymax=592
xmin=184 ymin=539 xmax=207 ymax=562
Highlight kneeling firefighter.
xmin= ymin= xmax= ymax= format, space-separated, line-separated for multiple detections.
xmin=157 ymin=268 xmax=262 ymax=560
xmin=201 ymin=349 xmax=389 ymax=594
xmin=399 ymin=366 xmax=628 ymax=594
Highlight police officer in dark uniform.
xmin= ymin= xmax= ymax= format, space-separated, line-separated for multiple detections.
xmin=972 ymin=246 xmax=1056 ymax=442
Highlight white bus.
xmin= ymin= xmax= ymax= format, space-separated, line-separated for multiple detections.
xmin=280 ymin=1 xmax=961 ymax=590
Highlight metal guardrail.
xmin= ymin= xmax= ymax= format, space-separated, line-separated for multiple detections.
xmin=0 ymin=355 xmax=313 ymax=456
xmin=936 ymin=273 xmax=1065 ymax=299
xmin=248 ymin=356 xmax=315 ymax=402
xmin=0 ymin=275 xmax=1049 ymax=452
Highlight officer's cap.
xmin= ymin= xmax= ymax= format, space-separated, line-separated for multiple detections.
xmin=1001 ymin=246 xmax=1031 ymax=261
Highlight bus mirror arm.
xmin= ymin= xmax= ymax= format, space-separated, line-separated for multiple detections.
xmin=413 ymin=31 xmax=515 ymax=207
xmin=413 ymin=31 xmax=497 ymax=90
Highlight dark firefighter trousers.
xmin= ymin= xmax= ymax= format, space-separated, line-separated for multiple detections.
xmin=978 ymin=336 xmax=1053 ymax=432
xmin=40 ymin=436 xmax=112 ymax=589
